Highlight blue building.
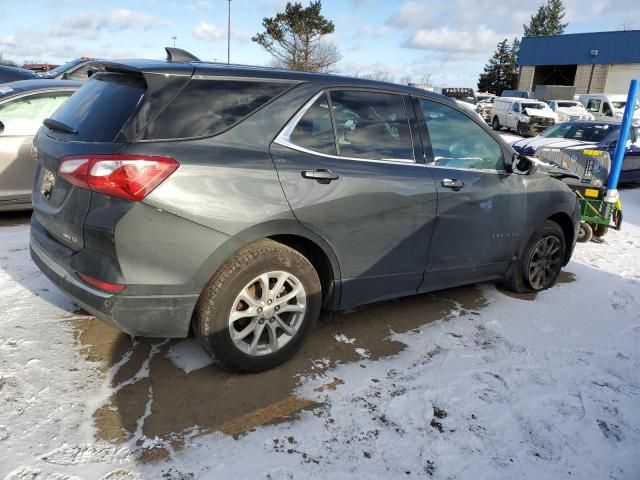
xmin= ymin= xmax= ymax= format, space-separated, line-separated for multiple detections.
xmin=518 ymin=30 xmax=640 ymax=94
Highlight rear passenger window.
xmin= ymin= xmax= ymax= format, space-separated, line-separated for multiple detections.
xmin=420 ymin=99 xmax=504 ymax=171
xmin=329 ymin=90 xmax=413 ymax=161
xmin=140 ymin=79 xmax=291 ymax=139
xmin=289 ymin=93 xmax=336 ymax=155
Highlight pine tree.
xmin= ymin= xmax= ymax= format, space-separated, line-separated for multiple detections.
xmin=523 ymin=0 xmax=568 ymax=36
xmin=477 ymin=39 xmax=518 ymax=95
xmin=252 ymin=1 xmax=341 ymax=72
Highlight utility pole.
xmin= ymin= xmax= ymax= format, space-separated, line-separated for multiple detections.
xmin=227 ymin=0 xmax=231 ymax=64
xmin=171 ymin=36 xmax=177 ymax=48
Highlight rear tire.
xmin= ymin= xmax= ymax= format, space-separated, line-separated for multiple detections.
xmin=194 ymin=239 xmax=321 ymax=372
xmin=503 ymin=220 xmax=566 ymax=293
xmin=593 ymin=223 xmax=608 ymax=238
xmin=492 ymin=116 xmax=501 ymax=131
xmin=517 ymin=122 xmax=527 ymax=137
xmin=577 ymin=222 xmax=593 ymax=243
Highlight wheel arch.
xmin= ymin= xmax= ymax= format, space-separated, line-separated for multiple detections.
xmin=547 ymin=211 xmax=575 ymax=265
xmin=192 ymin=219 xmax=342 ymax=313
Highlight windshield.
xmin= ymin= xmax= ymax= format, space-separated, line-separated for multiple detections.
xmin=540 ymin=122 xmax=615 ymax=142
xmin=521 ymin=102 xmax=546 ymax=110
xmin=41 ymin=59 xmax=84 ymax=78
xmin=557 ymin=101 xmax=582 ymax=108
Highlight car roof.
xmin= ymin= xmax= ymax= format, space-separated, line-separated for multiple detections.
xmin=557 ymin=120 xmax=621 ymax=128
xmin=0 ymin=79 xmax=82 ymax=99
xmin=98 ymin=58 xmax=452 ymax=102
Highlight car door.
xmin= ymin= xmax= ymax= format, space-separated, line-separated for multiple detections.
xmin=412 ymin=97 xmax=527 ymax=291
xmin=0 ymin=90 xmax=74 ymax=205
xmin=270 ymin=89 xmax=438 ymax=309
xmin=506 ymin=101 xmax=520 ymax=129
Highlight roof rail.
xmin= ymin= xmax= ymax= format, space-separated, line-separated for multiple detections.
xmin=165 ymin=47 xmax=201 ymax=63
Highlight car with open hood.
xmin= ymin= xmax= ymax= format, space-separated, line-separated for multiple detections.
xmin=512 ymin=121 xmax=640 ymax=183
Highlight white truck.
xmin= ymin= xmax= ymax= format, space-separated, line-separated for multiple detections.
xmin=578 ymin=93 xmax=640 ymax=126
xmin=490 ymin=97 xmax=556 ymax=136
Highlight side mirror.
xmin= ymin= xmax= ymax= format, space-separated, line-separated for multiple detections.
xmin=61 ymin=72 xmax=70 ymax=80
xmin=0 ymin=120 xmax=4 ymax=135
xmin=510 ymin=153 xmax=536 ymax=175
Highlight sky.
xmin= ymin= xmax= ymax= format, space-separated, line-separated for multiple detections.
xmin=1 ymin=0 xmax=639 ymax=88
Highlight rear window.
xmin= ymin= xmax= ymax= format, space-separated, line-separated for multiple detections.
xmin=49 ymin=73 xmax=145 ymax=142
xmin=138 ymin=78 xmax=291 ymax=140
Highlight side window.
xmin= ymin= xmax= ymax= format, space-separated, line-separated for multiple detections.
xmin=587 ymin=99 xmax=601 ymax=113
xmin=289 ymin=93 xmax=336 ymax=155
xmin=511 ymin=103 xmax=520 ymax=112
xmin=140 ymin=79 xmax=292 ymax=140
xmin=0 ymin=92 xmax=72 ymax=136
xmin=603 ymin=102 xmax=613 ymax=116
xmin=420 ymin=98 xmax=504 ymax=171
xmin=67 ymin=64 xmax=105 ymax=81
xmin=328 ymin=90 xmax=413 ymax=161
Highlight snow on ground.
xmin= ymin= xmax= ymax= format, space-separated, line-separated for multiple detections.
xmin=2 ymin=189 xmax=640 ymax=479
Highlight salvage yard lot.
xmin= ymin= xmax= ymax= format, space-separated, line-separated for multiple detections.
xmin=1 ymin=188 xmax=640 ymax=479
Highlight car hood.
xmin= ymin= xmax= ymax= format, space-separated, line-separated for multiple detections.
xmin=513 ymin=137 xmax=599 ymax=153
xmin=557 ymin=106 xmax=590 ymax=115
xmin=524 ymin=108 xmax=555 ymax=119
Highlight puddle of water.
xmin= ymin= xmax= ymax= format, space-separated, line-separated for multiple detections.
xmin=70 ymin=284 xmax=487 ymax=459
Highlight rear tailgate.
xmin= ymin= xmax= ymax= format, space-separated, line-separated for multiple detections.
xmin=32 ymin=72 xmax=147 ymax=251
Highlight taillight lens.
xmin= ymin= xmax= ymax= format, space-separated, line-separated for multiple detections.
xmin=76 ymin=272 xmax=127 ymax=292
xmin=57 ymin=155 xmax=179 ymax=202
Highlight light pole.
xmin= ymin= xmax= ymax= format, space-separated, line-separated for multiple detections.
xmin=171 ymin=36 xmax=177 ymax=48
xmin=227 ymin=0 xmax=231 ymax=64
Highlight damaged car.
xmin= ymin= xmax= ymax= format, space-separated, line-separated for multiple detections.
xmin=491 ymin=97 xmax=556 ymax=136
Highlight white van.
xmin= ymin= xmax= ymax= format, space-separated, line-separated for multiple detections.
xmin=490 ymin=97 xmax=556 ymax=136
xmin=578 ymin=93 xmax=640 ymax=125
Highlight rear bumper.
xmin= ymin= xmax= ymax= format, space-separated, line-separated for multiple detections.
xmin=30 ymin=231 xmax=197 ymax=338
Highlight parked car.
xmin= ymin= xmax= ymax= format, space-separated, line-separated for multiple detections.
xmin=512 ymin=121 xmax=640 ymax=183
xmin=547 ymin=100 xmax=594 ymax=122
xmin=476 ymin=96 xmax=495 ymax=122
xmin=38 ymin=57 xmax=106 ymax=81
xmin=0 ymin=80 xmax=81 ymax=211
xmin=0 ymin=65 xmax=37 ymax=84
xmin=578 ymin=93 xmax=640 ymax=126
xmin=30 ymin=58 xmax=580 ymax=372
xmin=501 ymin=89 xmax=532 ymax=99
xmin=491 ymin=97 xmax=556 ymax=136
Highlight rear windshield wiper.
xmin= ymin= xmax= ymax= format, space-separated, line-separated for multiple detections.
xmin=43 ymin=118 xmax=77 ymax=135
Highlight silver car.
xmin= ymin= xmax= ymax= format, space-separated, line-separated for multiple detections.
xmin=0 ymin=80 xmax=80 ymax=211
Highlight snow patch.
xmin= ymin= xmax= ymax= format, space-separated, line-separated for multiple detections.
xmin=165 ymin=338 xmax=213 ymax=374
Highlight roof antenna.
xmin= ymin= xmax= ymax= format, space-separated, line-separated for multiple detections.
xmin=165 ymin=47 xmax=201 ymax=63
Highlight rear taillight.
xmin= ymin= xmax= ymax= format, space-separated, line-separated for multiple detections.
xmin=76 ymin=272 xmax=127 ymax=292
xmin=57 ymin=154 xmax=179 ymax=202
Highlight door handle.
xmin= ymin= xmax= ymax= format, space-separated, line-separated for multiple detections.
xmin=441 ymin=178 xmax=464 ymax=191
xmin=301 ymin=169 xmax=339 ymax=184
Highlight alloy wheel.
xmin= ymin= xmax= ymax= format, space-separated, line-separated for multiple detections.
xmin=228 ymin=271 xmax=307 ymax=356
xmin=527 ymin=235 xmax=563 ymax=290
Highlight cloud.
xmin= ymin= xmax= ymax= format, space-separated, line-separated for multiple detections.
xmin=406 ymin=26 xmax=507 ymax=53
xmin=349 ymin=0 xmax=374 ymax=6
xmin=187 ymin=1 xmax=212 ymax=12
xmin=386 ymin=1 xmax=430 ymax=28
xmin=49 ymin=9 xmax=171 ymax=39
xmin=193 ymin=21 xmax=225 ymax=41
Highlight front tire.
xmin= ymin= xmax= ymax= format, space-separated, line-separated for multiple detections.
xmin=492 ymin=116 xmax=501 ymax=131
xmin=503 ymin=221 xmax=566 ymax=293
xmin=194 ymin=239 xmax=321 ymax=372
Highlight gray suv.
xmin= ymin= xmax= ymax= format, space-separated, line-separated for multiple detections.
xmin=30 ymin=58 xmax=580 ymax=372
